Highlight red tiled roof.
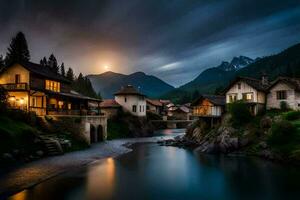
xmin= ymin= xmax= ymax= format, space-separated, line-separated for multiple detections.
xmin=146 ymin=99 xmax=163 ymax=107
xmin=100 ymin=99 xmax=121 ymax=108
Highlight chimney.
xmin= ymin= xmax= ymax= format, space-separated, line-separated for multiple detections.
xmin=261 ymin=73 xmax=269 ymax=86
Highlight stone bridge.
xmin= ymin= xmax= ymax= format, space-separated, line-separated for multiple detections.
xmin=82 ymin=116 xmax=107 ymax=144
xmin=150 ymin=119 xmax=195 ymax=129
xmin=47 ymin=115 xmax=107 ymax=144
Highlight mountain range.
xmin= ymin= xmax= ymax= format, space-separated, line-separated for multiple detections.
xmin=162 ymin=43 xmax=300 ymax=103
xmin=87 ymin=42 xmax=300 ymax=102
xmin=87 ymin=71 xmax=174 ymax=98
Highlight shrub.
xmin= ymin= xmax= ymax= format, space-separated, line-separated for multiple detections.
xmin=283 ymin=111 xmax=300 ymax=121
xmin=280 ymin=101 xmax=289 ymax=111
xmin=228 ymin=101 xmax=252 ymax=126
xmin=267 ymin=120 xmax=298 ymax=148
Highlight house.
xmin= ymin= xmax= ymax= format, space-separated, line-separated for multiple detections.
xmin=0 ymin=62 xmax=102 ymax=116
xmin=100 ymin=99 xmax=122 ymax=119
xmin=267 ymin=77 xmax=300 ymax=110
xmin=224 ymin=76 xmax=270 ymax=115
xmin=114 ymin=85 xmax=146 ymax=117
xmin=146 ymin=99 xmax=163 ymax=115
xmin=191 ymin=95 xmax=225 ymax=117
xmin=167 ymin=105 xmax=190 ymax=120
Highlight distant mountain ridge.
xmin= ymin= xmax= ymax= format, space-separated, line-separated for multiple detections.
xmin=161 ymin=43 xmax=300 ymax=103
xmin=179 ymin=55 xmax=254 ymax=93
xmin=87 ymin=71 xmax=175 ymax=98
xmin=219 ymin=56 xmax=254 ymax=71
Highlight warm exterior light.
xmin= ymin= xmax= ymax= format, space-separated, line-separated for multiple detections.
xmin=9 ymin=96 xmax=16 ymax=102
xmin=19 ymin=98 xmax=24 ymax=105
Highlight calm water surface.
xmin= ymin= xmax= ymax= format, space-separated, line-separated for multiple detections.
xmin=8 ymin=129 xmax=300 ymax=200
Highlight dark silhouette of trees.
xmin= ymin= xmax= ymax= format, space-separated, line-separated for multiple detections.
xmin=40 ymin=57 xmax=47 ymax=67
xmin=48 ymin=54 xmax=59 ymax=73
xmin=60 ymin=62 xmax=65 ymax=76
xmin=5 ymin=32 xmax=30 ymax=65
xmin=0 ymin=55 xmax=5 ymax=71
xmin=72 ymin=73 xmax=100 ymax=99
xmin=66 ymin=67 xmax=74 ymax=81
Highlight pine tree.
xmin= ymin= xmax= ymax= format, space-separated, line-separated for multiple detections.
xmin=48 ymin=54 xmax=59 ymax=73
xmin=5 ymin=32 xmax=30 ymax=65
xmin=0 ymin=55 xmax=5 ymax=70
xmin=66 ymin=67 xmax=74 ymax=81
xmin=40 ymin=57 xmax=48 ymax=67
xmin=60 ymin=62 xmax=66 ymax=76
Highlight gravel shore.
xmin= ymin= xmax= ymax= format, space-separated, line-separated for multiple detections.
xmin=0 ymin=135 xmax=178 ymax=198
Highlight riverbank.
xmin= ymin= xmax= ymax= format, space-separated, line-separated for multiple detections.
xmin=170 ymin=109 xmax=300 ymax=165
xmin=0 ymin=134 xmax=181 ymax=198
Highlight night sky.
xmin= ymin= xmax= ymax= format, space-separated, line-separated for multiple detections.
xmin=0 ymin=0 xmax=299 ymax=87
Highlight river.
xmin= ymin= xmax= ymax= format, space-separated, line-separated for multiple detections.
xmin=7 ymin=129 xmax=300 ymax=200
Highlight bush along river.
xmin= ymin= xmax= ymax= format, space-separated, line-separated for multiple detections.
xmin=7 ymin=129 xmax=300 ymax=200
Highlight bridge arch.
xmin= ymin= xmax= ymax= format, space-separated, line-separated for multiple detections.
xmin=97 ymin=125 xmax=104 ymax=142
xmin=90 ymin=124 xmax=97 ymax=143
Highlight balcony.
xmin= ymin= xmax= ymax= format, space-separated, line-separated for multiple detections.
xmin=0 ymin=83 xmax=29 ymax=90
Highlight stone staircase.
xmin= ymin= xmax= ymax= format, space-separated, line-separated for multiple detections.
xmin=37 ymin=116 xmax=64 ymax=156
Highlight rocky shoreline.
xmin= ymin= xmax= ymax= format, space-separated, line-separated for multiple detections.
xmin=0 ymin=134 xmax=180 ymax=198
xmin=158 ymin=116 xmax=296 ymax=164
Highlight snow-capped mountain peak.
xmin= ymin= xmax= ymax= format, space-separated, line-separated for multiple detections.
xmin=219 ymin=56 xmax=254 ymax=71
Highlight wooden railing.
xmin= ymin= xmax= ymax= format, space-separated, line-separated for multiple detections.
xmin=0 ymin=83 xmax=29 ymax=90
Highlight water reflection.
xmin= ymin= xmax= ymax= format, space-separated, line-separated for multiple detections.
xmin=85 ymin=158 xmax=116 ymax=200
xmin=7 ymin=141 xmax=300 ymax=200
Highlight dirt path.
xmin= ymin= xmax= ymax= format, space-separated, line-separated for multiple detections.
xmin=0 ymin=135 xmax=178 ymax=198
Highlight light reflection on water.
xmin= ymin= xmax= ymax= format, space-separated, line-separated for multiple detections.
xmin=6 ymin=129 xmax=300 ymax=200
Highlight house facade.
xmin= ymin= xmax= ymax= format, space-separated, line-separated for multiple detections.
xmin=224 ymin=76 xmax=269 ymax=115
xmin=0 ymin=62 xmax=102 ymax=116
xmin=267 ymin=77 xmax=300 ymax=110
xmin=146 ymin=99 xmax=163 ymax=115
xmin=114 ymin=85 xmax=146 ymax=117
xmin=191 ymin=95 xmax=225 ymax=117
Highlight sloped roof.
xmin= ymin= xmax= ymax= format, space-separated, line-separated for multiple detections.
xmin=114 ymin=85 xmax=145 ymax=96
xmin=160 ymin=99 xmax=171 ymax=104
xmin=100 ymin=99 xmax=121 ymax=108
xmin=47 ymin=90 xmax=102 ymax=102
xmin=223 ymin=76 xmax=270 ymax=94
xmin=169 ymin=105 xmax=190 ymax=113
xmin=146 ymin=99 xmax=163 ymax=107
xmin=191 ymin=95 xmax=225 ymax=106
xmin=268 ymin=76 xmax=300 ymax=92
xmin=3 ymin=62 xmax=71 ymax=83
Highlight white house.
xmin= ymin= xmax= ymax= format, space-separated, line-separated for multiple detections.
xmin=114 ymin=85 xmax=146 ymax=117
xmin=267 ymin=77 xmax=300 ymax=110
xmin=224 ymin=76 xmax=270 ymax=115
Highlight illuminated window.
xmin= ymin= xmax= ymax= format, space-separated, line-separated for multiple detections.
xmin=243 ymin=93 xmax=253 ymax=101
xmin=68 ymin=103 xmax=72 ymax=110
xmin=229 ymin=94 xmax=237 ymax=103
xmin=45 ymin=80 xmax=60 ymax=92
xmin=58 ymin=101 xmax=64 ymax=109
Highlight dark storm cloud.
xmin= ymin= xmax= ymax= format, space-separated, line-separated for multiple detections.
xmin=0 ymin=0 xmax=299 ymax=86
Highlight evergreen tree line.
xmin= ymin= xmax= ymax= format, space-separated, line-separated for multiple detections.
xmin=0 ymin=31 xmax=101 ymax=99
